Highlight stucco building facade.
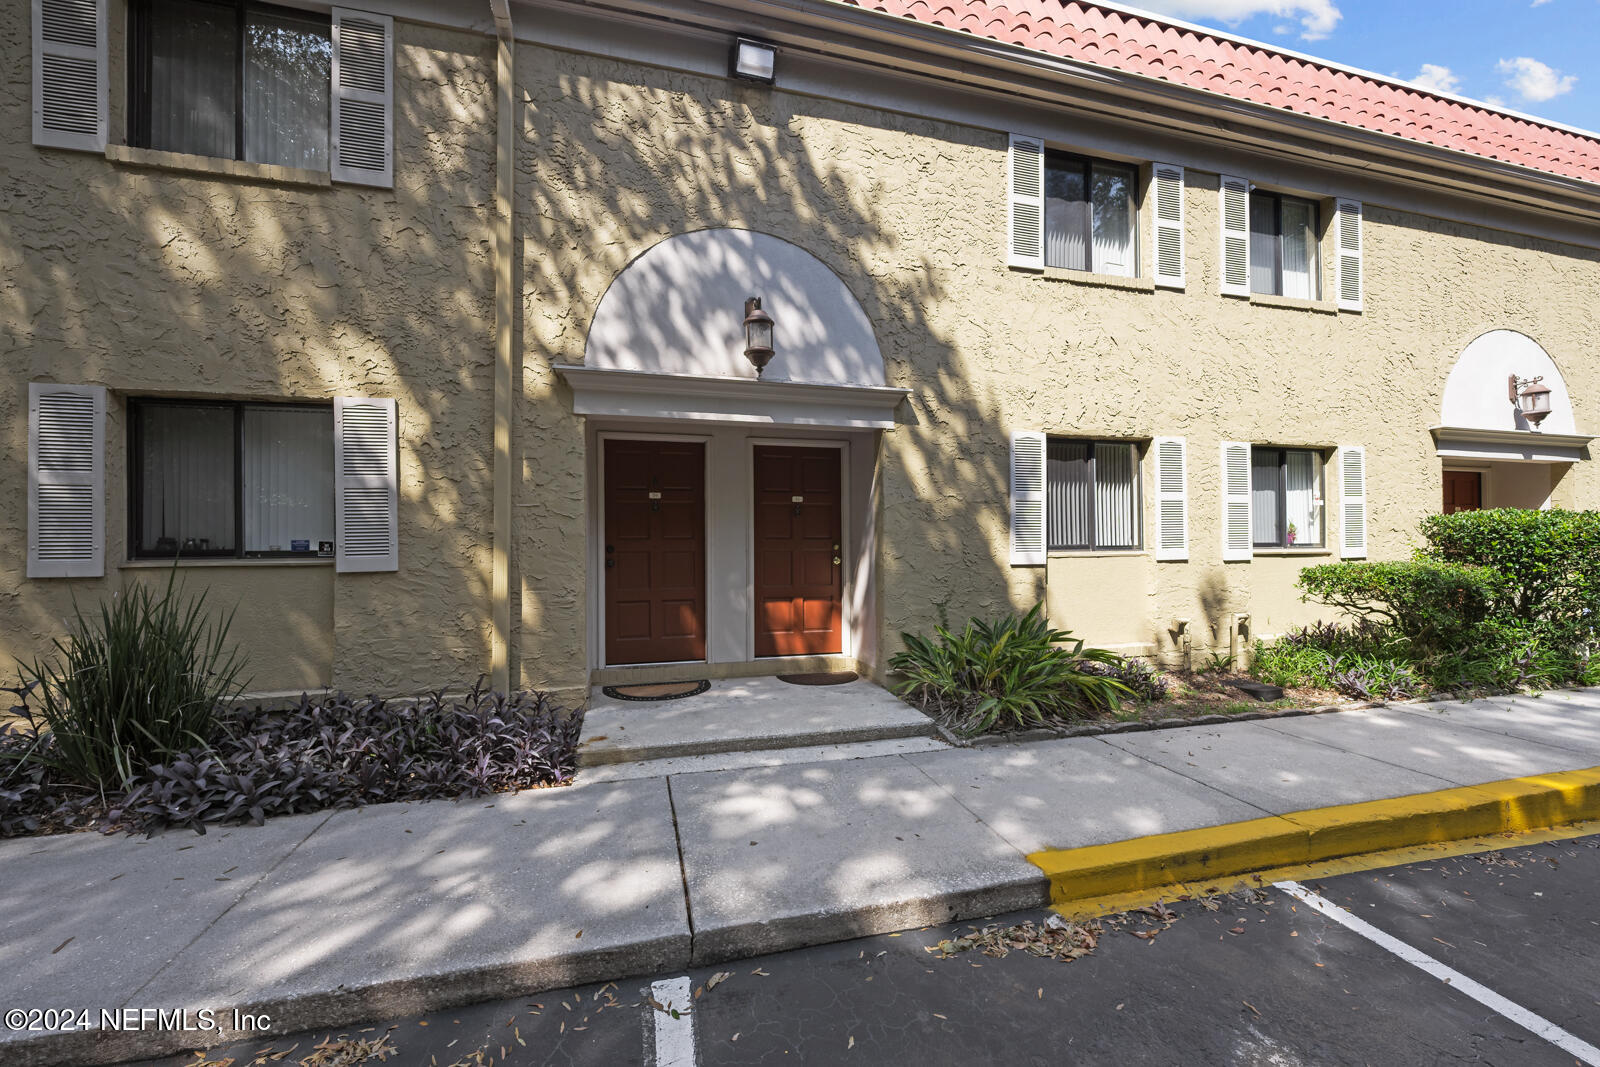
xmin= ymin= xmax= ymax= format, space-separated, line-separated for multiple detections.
xmin=8 ymin=0 xmax=1600 ymax=703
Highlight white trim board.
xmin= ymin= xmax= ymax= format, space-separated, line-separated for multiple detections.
xmin=1430 ymin=425 xmax=1594 ymax=464
xmin=557 ymin=365 xmax=907 ymax=430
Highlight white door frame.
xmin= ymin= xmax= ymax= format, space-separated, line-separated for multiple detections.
xmin=745 ymin=437 xmax=852 ymax=662
xmin=592 ymin=430 xmax=713 ymax=669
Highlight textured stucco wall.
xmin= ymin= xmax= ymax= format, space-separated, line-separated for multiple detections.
xmin=511 ymin=42 xmax=1600 ymax=679
xmin=3 ymin=9 xmax=498 ymax=694
xmin=12 ymin=17 xmax=1600 ymax=698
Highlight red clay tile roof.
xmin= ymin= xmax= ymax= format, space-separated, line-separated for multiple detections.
xmin=838 ymin=0 xmax=1600 ymax=186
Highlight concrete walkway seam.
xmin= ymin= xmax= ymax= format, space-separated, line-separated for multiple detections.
xmin=664 ymin=774 xmax=698 ymax=964
xmin=1027 ymin=766 xmax=1600 ymax=905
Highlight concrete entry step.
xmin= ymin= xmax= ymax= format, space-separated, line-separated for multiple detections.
xmin=576 ymin=675 xmax=940 ymax=766
xmin=575 ymin=735 xmax=952 ymax=785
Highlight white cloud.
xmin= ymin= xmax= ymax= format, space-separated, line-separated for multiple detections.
xmin=1131 ymin=0 xmax=1341 ymax=41
xmin=1405 ymin=64 xmax=1462 ymax=94
xmin=1496 ymin=56 xmax=1577 ymax=101
xmin=1530 ymin=0 xmax=1552 ymax=7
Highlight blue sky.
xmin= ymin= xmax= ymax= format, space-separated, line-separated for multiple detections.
xmin=1125 ymin=0 xmax=1600 ymax=132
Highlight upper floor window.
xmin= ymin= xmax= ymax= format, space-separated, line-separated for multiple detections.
xmin=1046 ymin=438 xmax=1141 ymax=551
xmin=1044 ymin=152 xmax=1137 ymax=278
xmin=1249 ymin=191 xmax=1319 ymax=299
xmin=128 ymin=0 xmax=332 ymax=170
xmin=1251 ymin=446 xmax=1323 ymax=548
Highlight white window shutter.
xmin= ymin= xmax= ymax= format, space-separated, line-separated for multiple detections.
xmin=1218 ymin=175 xmax=1251 ymax=297
xmin=28 ymin=383 xmax=105 ymax=578
xmin=32 ymin=0 xmax=107 ymax=152
xmin=331 ymin=8 xmax=393 ymax=188
xmin=1339 ymin=445 xmax=1368 ymax=559
xmin=1335 ymin=198 xmax=1363 ymax=311
xmin=1010 ymin=430 xmax=1046 ymax=566
xmin=335 ymin=397 xmax=399 ymax=572
xmin=1220 ymin=441 xmax=1252 ymax=562
xmin=1007 ymin=133 xmax=1045 ymax=271
xmin=1152 ymin=436 xmax=1188 ymax=561
xmin=1151 ymin=163 xmax=1185 ymax=289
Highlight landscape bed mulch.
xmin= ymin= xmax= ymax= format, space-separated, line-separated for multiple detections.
xmin=902 ymin=666 xmax=1500 ymax=748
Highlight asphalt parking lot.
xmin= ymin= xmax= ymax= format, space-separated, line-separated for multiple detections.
xmin=151 ymin=832 xmax=1600 ymax=1066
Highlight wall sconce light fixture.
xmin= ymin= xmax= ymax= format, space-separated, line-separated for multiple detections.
xmin=743 ymin=296 xmax=775 ymax=376
xmin=1509 ymin=374 xmax=1552 ymax=430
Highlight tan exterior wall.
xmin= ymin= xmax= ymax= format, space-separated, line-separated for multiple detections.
xmin=3 ymin=9 xmax=499 ymax=695
xmin=511 ymin=41 xmax=1600 ymax=678
xmin=9 ymin=12 xmax=1600 ymax=698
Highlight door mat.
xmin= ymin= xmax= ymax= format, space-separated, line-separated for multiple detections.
xmin=777 ymin=671 xmax=859 ymax=686
xmin=602 ymin=680 xmax=711 ymax=702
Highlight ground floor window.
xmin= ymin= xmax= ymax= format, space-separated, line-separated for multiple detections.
xmin=1251 ymin=447 xmax=1323 ymax=547
xmin=130 ymin=399 xmax=333 ymax=558
xmin=1046 ymin=438 xmax=1141 ymax=550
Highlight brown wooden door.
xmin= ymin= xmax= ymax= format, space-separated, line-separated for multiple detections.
xmin=1443 ymin=470 xmax=1482 ymax=515
xmin=604 ymin=439 xmax=706 ymax=665
xmin=753 ymin=446 xmax=843 ymax=657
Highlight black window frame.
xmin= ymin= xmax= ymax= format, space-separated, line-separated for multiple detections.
xmin=1248 ymin=190 xmax=1320 ymax=298
xmin=1043 ymin=150 xmax=1140 ymax=276
xmin=128 ymin=396 xmax=334 ymax=561
xmin=1250 ymin=446 xmax=1324 ymax=549
xmin=127 ymin=0 xmax=331 ymax=164
xmin=1045 ymin=437 xmax=1144 ymax=553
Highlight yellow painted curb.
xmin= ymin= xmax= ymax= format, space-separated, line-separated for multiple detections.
xmin=1027 ymin=766 xmax=1600 ymax=906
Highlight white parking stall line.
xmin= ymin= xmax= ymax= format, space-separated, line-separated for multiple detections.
xmin=1276 ymin=880 xmax=1600 ymax=1066
xmin=650 ymin=976 xmax=697 ymax=1067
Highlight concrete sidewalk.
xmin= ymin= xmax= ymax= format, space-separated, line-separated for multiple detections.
xmin=8 ymin=688 xmax=1600 ymax=1065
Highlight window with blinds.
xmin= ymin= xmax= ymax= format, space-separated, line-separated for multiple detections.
xmin=127 ymin=0 xmax=332 ymax=170
xmin=1046 ymin=438 xmax=1141 ymax=551
xmin=131 ymin=399 xmax=333 ymax=558
xmin=1248 ymin=191 xmax=1320 ymax=299
xmin=1044 ymin=152 xmax=1137 ymax=278
xmin=1250 ymin=446 xmax=1323 ymax=548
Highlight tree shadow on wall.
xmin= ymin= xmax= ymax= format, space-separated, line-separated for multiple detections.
xmin=512 ymin=48 xmax=1035 ymax=679
xmin=4 ymin=26 xmax=503 ymax=694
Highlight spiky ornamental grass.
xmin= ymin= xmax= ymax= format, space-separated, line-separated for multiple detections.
xmin=12 ymin=573 xmax=245 ymax=792
xmin=889 ymin=604 xmax=1130 ymax=736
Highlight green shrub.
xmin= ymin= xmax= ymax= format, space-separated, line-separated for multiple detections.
xmin=1420 ymin=508 xmax=1600 ymax=641
xmin=12 ymin=575 xmax=246 ymax=790
xmin=1297 ymin=561 xmax=1497 ymax=660
xmin=1251 ymin=639 xmax=1336 ymax=690
xmin=889 ymin=604 xmax=1129 ymax=736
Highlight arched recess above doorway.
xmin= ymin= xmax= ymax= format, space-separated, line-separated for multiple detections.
xmin=1433 ymin=330 xmax=1592 ymax=463
xmin=557 ymin=228 xmax=906 ymax=429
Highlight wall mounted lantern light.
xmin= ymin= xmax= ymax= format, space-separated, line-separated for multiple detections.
xmin=743 ymin=296 xmax=776 ymax=377
xmin=731 ymin=38 xmax=777 ymax=83
xmin=1509 ymin=374 xmax=1553 ymax=430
